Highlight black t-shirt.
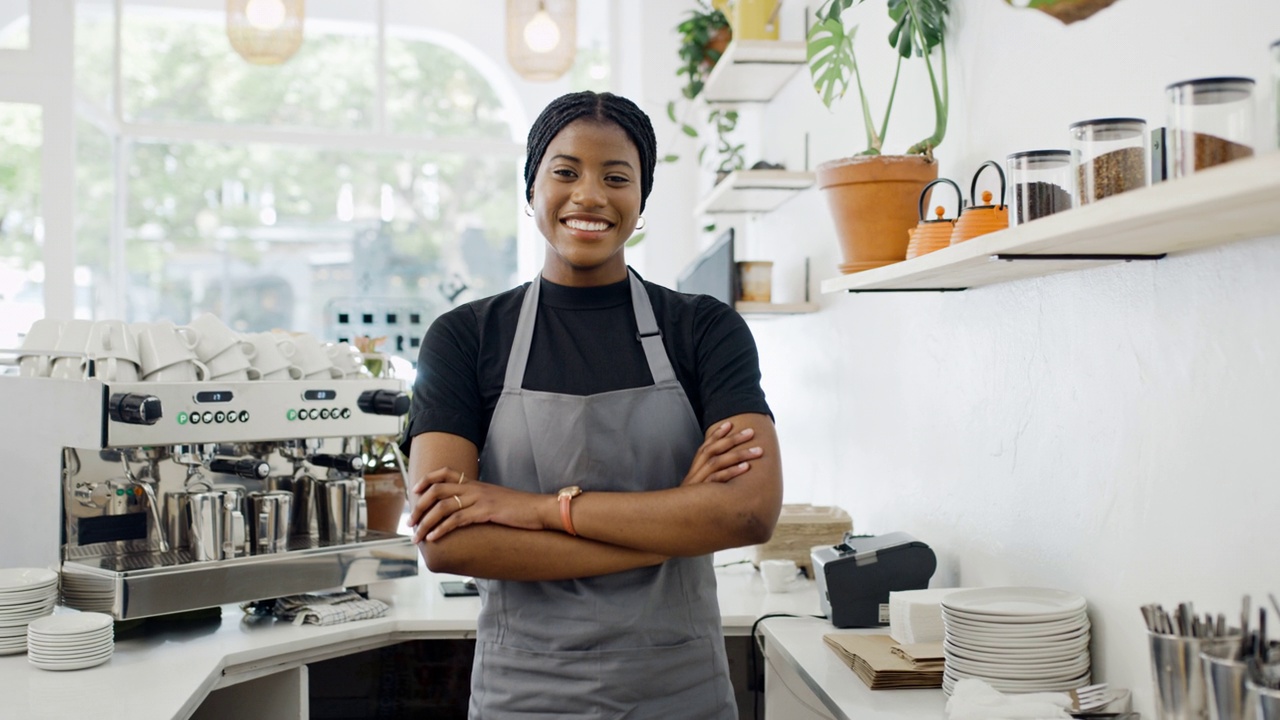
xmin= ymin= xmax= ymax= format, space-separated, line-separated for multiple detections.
xmin=403 ymin=271 xmax=771 ymax=455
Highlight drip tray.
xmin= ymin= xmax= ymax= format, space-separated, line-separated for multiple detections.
xmin=61 ymin=532 xmax=419 ymax=620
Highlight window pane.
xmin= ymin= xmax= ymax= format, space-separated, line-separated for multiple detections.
xmin=76 ymin=118 xmax=116 ymax=321
xmin=385 ymin=37 xmax=514 ymax=140
xmin=0 ymin=103 xmax=41 ymax=348
xmin=120 ymin=7 xmax=377 ymax=130
xmin=125 ymin=141 xmax=518 ymax=352
xmin=75 ymin=1 xmax=115 ymax=112
xmin=0 ymin=1 xmax=28 ymax=50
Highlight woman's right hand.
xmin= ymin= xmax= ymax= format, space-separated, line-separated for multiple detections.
xmin=681 ymin=421 xmax=763 ymax=486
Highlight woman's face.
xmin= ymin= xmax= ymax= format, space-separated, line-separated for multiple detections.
xmin=531 ymin=119 xmax=642 ymax=286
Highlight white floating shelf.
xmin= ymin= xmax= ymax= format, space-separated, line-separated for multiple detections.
xmin=736 ymin=301 xmax=819 ymax=315
xmin=821 ymin=152 xmax=1280 ymax=294
xmin=695 ymin=169 xmax=816 ymax=216
xmin=701 ymin=40 xmax=808 ymax=104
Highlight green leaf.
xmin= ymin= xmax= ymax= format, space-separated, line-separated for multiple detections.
xmin=681 ymin=124 xmax=698 ymax=138
xmin=806 ymin=19 xmax=858 ymax=111
xmin=702 ymin=223 xmax=717 ymax=233
xmin=666 ymin=101 xmax=677 ymax=123
xmin=625 ymin=231 xmax=646 ymax=247
xmin=661 ymin=154 xmax=680 ymax=163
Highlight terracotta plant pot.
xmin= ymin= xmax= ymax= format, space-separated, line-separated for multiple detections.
xmin=364 ymin=472 xmax=407 ymax=534
xmin=816 ymin=155 xmax=939 ymax=274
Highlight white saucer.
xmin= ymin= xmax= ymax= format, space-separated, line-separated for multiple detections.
xmin=28 ymin=636 xmax=114 ymax=653
xmin=26 ymin=612 xmax=113 ymax=637
xmin=0 ymin=568 xmax=58 ymax=593
xmin=944 ymin=635 xmax=1090 ymax=659
xmin=944 ymin=624 xmax=1091 ymax=646
xmin=947 ymin=654 xmax=1090 ymax=679
xmin=0 ymin=587 xmax=59 ymax=605
xmin=943 ymin=607 xmax=1088 ymax=629
xmin=29 ymin=651 xmax=112 ymax=671
xmin=942 ymin=587 xmax=1086 ymax=618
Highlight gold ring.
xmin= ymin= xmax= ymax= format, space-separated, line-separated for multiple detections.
xmin=458 ymin=472 xmax=467 ymax=485
xmin=453 ymin=495 xmax=463 ymax=510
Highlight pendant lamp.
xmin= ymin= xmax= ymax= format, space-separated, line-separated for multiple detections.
xmin=506 ymin=0 xmax=576 ymax=82
xmin=227 ymin=0 xmax=305 ymax=66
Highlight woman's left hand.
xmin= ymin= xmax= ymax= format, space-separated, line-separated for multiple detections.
xmin=410 ymin=467 xmax=547 ymax=543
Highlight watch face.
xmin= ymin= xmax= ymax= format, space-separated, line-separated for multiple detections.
xmin=559 ymin=485 xmax=581 ymax=498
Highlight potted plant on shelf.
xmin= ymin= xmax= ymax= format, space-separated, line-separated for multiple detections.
xmin=806 ymin=0 xmax=950 ymax=273
xmin=353 ymin=335 xmax=409 ymax=534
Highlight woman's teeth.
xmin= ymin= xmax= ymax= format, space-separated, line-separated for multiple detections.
xmin=564 ymin=219 xmax=610 ymax=232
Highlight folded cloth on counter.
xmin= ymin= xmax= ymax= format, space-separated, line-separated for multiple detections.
xmin=889 ymin=588 xmax=963 ymax=644
xmin=945 ymin=678 xmax=1073 ymax=720
xmin=242 ymin=589 xmax=389 ymax=627
xmin=823 ymin=633 xmax=943 ymax=690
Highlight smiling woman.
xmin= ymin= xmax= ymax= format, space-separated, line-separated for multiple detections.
xmin=403 ymin=90 xmax=783 ymax=718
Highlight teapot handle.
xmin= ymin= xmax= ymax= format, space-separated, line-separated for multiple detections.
xmin=919 ymin=178 xmax=963 ymax=221
xmin=970 ymin=160 xmax=1007 ymax=209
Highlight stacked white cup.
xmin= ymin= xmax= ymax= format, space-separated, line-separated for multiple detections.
xmin=245 ymin=332 xmax=303 ymax=381
xmin=132 ymin=321 xmax=208 ymax=383
xmin=16 ymin=319 xmax=63 ymax=377
xmin=284 ymin=332 xmax=342 ymax=380
xmin=326 ymin=342 xmax=366 ymax=379
xmin=187 ymin=314 xmax=260 ymax=381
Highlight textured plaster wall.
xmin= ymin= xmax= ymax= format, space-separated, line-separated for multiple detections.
xmin=645 ymin=0 xmax=1280 ymax=714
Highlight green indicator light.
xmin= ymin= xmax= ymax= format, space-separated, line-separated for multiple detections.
xmin=177 ymin=412 xmax=188 ymax=425
xmin=286 ymin=409 xmax=297 ymax=421
xmin=115 ymin=488 xmax=125 ymax=496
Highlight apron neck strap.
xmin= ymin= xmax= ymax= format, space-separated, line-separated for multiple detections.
xmin=503 ymin=270 xmax=677 ymax=390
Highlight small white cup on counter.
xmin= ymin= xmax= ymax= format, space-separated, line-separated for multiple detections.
xmin=760 ymin=559 xmax=800 ymax=593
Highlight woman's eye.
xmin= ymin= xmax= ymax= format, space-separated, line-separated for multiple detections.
xmin=606 ymin=175 xmax=630 ymax=184
xmin=553 ymin=168 xmax=577 ymax=178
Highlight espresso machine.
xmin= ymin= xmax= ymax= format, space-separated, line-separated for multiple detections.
xmin=0 ymin=372 xmax=419 ymax=620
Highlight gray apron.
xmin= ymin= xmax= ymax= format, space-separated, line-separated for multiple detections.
xmin=469 ymin=270 xmax=736 ymax=719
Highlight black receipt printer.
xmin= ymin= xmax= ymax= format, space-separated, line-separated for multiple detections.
xmin=811 ymin=531 xmax=937 ymax=628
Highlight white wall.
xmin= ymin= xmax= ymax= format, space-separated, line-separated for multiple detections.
xmin=685 ymin=0 xmax=1280 ymax=714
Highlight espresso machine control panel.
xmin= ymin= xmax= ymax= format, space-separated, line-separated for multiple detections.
xmin=103 ymin=379 xmax=406 ymax=447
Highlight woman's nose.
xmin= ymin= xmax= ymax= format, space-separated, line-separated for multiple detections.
xmin=570 ymin=179 xmax=607 ymax=207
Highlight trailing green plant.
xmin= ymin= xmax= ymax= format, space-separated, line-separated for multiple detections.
xmin=806 ymin=0 xmax=950 ymax=157
xmin=676 ymin=1 xmax=732 ymax=102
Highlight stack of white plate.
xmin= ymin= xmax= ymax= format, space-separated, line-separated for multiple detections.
xmin=26 ymin=613 xmax=114 ymax=671
xmin=941 ymin=587 xmax=1091 ymax=696
xmin=0 ymin=568 xmax=59 ymax=655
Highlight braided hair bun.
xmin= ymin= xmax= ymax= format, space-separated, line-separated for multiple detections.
xmin=524 ymin=91 xmax=658 ymax=213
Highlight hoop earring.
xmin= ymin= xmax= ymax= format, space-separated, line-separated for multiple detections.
xmin=635 ymin=216 xmax=646 ymax=230
xmin=524 ymin=204 xmax=534 ymax=217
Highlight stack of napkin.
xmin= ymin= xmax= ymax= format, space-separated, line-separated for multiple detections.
xmin=243 ymin=589 xmax=389 ymax=626
xmin=889 ymin=588 xmax=961 ymax=644
xmin=822 ymin=633 xmax=944 ymax=689
xmin=945 ymin=678 xmax=1073 ymax=720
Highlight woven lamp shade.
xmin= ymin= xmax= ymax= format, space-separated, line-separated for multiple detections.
xmin=506 ymin=0 xmax=576 ymax=82
xmin=227 ymin=0 xmax=305 ymax=66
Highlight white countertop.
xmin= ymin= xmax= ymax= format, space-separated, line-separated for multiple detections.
xmin=760 ymin=616 xmax=946 ymax=720
xmin=0 ymin=554 xmax=822 ymax=720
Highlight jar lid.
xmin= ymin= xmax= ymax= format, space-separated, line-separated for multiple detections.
xmin=1165 ymin=76 xmax=1255 ymax=105
xmin=1068 ymin=117 xmax=1146 ymax=131
xmin=1007 ymin=149 xmax=1071 ymax=160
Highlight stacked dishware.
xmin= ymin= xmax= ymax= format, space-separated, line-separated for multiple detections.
xmin=26 ymin=612 xmax=114 ymax=671
xmin=941 ymin=587 xmax=1091 ymax=695
xmin=188 ymin=313 xmax=261 ymax=382
xmin=0 ymin=568 xmax=59 ymax=655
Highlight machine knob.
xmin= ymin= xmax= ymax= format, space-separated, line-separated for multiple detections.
xmin=357 ymin=390 xmax=411 ymax=416
xmin=308 ymin=454 xmax=365 ymax=473
xmin=210 ymin=458 xmax=271 ymax=480
xmin=108 ymin=393 xmax=163 ymax=425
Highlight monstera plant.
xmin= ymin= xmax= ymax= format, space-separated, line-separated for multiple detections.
xmin=805 ymin=0 xmax=951 ymax=274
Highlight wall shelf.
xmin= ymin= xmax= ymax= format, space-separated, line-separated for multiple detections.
xmin=736 ymin=301 xmax=819 ymax=315
xmin=695 ymin=169 xmax=815 ymax=216
xmin=701 ymin=40 xmax=808 ymax=104
xmin=820 ymin=153 xmax=1280 ymax=294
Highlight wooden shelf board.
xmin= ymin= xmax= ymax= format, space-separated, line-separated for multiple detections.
xmin=736 ymin=301 xmax=819 ymax=315
xmin=821 ymin=152 xmax=1280 ymax=293
xmin=701 ymin=40 xmax=808 ymax=104
xmin=695 ymin=169 xmax=816 ymax=215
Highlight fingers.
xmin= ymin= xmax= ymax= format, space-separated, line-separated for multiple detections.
xmin=412 ymin=484 xmax=469 ymax=543
xmin=684 ymin=423 xmax=763 ymax=485
xmin=411 ymin=466 xmax=465 ymax=496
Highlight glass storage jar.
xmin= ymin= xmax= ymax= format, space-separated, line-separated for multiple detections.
xmin=1006 ymin=150 xmax=1073 ymax=226
xmin=1166 ymin=76 xmax=1256 ymax=178
xmin=1272 ymin=40 xmax=1279 ymax=148
xmin=1069 ymin=117 xmax=1148 ymax=204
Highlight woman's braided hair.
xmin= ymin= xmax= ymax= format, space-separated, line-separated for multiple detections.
xmin=524 ymin=91 xmax=658 ymax=213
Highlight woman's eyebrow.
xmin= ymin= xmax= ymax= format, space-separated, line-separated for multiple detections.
xmin=549 ymin=153 xmax=634 ymax=171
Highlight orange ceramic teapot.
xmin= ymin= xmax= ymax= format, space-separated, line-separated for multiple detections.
xmin=906 ymin=178 xmax=962 ymax=260
xmin=950 ymin=160 xmax=1009 ymax=245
